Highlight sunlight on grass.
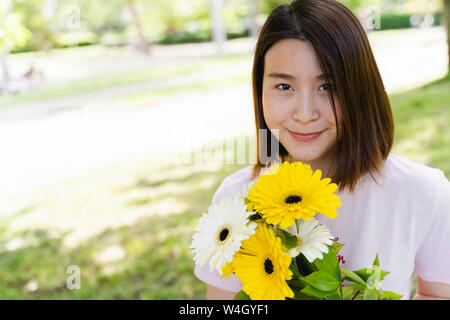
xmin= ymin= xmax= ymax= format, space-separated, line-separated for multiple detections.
xmin=82 ymin=72 xmax=251 ymax=111
xmin=393 ymin=117 xmax=436 ymax=164
xmin=1 ymin=159 xmax=197 ymax=249
xmin=368 ymin=26 xmax=445 ymax=45
xmin=391 ymin=74 xmax=450 ymax=177
xmin=0 ymin=147 xmax=245 ymax=299
xmin=0 ymin=50 xmax=252 ymax=109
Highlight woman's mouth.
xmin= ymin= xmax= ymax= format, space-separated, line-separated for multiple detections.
xmin=288 ymin=130 xmax=324 ymax=142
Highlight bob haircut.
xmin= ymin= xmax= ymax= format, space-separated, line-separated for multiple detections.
xmin=251 ymin=0 xmax=394 ymax=194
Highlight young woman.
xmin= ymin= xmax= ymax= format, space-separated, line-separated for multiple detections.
xmin=194 ymin=0 xmax=450 ymax=300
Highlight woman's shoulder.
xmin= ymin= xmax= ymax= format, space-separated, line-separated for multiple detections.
xmin=383 ymin=153 xmax=447 ymax=186
xmin=374 ymin=153 xmax=450 ymax=202
xmin=212 ymin=165 xmax=258 ymax=205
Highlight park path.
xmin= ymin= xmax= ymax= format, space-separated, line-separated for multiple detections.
xmin=0 ymin=28 xmax=448 ymax=200
xmin=0 ymin=60 xmax=252 ymax=123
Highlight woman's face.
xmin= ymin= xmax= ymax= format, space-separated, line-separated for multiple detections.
xmin=262 ymin=38 xmax=341 ymax=172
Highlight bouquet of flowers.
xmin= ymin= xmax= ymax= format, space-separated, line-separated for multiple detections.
xmin=190 ymin=161 xmax=402 ymax=300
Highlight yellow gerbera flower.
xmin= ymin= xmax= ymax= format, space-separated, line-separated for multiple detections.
xmin=220 ymin=261 xmax=234 ymax=280
xmin=231 ymin=223 xmax=294 ymax=300
xmin=246 ymin=161 xmax=341 ymax=228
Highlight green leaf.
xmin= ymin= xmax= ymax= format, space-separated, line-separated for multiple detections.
xmin=353 ymin=268 xmax=389 ymax=283
xmin=353 ymin=291 xmax=364 ymax=300
xmin=382 ymin=290 xmax=403 ymax=300
xmin=291 ymin=289 xmax=320 ymax=300
xmin=331 ymin=242 xmax=345 ymax=255
xmin=353 ymin=265 xmax=389 ymax=286
xmin=340 ymin=268 xmax=366 ymax=285
xmin=300 ymin=285 xmax=329 ymax=298
xmin=341 ymin=286 xmax=355 ymax=300
xmin=287 ymin=278 xmax=307 ymax=289
xmin=234 ymin=291 xmax=251 ymax=300
xmin=372 ymin=253 xmax=380 ymax=267
xmin=289 ymin=257 xmax=302 ymax=279
xmin=363 ymin=288 xmax=379 ymax=300
xmin=300 ymin=286 xmax=341 ymax=300
xmin=313 ymin=245 xmax=341 ymax=281
xmin=276 ymin=228 xmax=298 ymax=250
xmin=341 ymin=283 xmax=365 ymax=300
xmin=325 ymin=291 xmax=341 ymax=300
xmin=296 ymin=253 xmax=317 ymax=276
xmin=302 ymin=271 xmax=340 ymax=292
xmin=352 ymin=254 xmax=390 ymax=289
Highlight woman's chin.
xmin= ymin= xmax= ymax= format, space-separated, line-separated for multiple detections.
xmin=283 ymin=152 xmax=320 ymax=164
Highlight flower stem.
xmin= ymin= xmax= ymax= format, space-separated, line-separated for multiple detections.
xmin=351 ymin=289 xmax=361 ymax=300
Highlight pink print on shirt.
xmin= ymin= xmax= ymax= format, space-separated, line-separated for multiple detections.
xmin=332 ymin=237 xmax=346 ymax=264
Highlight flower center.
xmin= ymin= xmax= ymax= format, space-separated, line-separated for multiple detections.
xmin=285 ymin=194 xmax=302 ymax=204
xmin=215 ymin=224 xmax=232 ymax=245
xmin=264 ymin=258 xmax=274 ymax=275
xmin=249 ymin=212 xmax=262 ymax=221
xmin=219 ymin=228 xmax=229 ymax=241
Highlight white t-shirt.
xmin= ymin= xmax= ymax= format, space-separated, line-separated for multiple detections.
xmin=193 ymin=153 xmax=450 ymax=299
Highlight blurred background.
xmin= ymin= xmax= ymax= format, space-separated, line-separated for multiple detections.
xmin=0 ymin=0 xmax=448 ymax=299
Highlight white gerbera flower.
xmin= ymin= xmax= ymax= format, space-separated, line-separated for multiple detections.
xmin=241 ymin=180 xmax=256 ymax=199
xmin=282 ymin=217 xmax=334 ymax=262
xmin=241 ymin=179 xmax=260 ymax=213
xmin=190 ymin=197 xmax=257 ymax=274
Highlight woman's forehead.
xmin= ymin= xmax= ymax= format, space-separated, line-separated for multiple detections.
xmin=264 ymin=39 xmax=323 ymax=79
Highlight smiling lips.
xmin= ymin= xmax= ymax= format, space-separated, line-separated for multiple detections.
xmin=288 ymin=129 xmax=324 ymax=142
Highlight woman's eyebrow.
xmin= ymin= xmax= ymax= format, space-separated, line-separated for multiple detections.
xmin=267 ymin=72 xmax=296 ymax=79
xmin=315 ymin=74 xmax=329 ymax=80
xmin=267 ymin=72 xmax=329 ymax=80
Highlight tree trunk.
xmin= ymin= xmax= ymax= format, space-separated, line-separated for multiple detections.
xmin=127 ymin=0 xmax=150 ymax=55
xmin=1 ymin=51 xmax=11 ymax=88
xmin=445 ymin=0 xmax=450 ymax=75
xmin=209 ymin=0 xmax=227 ymax=55
xmin=1 ymin=0 xmax=12 ymax=89
xmin=249 ymin=0 xmax=259 ymax=39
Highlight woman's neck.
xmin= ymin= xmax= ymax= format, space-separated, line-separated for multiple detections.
xmin=284 ymin=152 xmax=336 ymax=178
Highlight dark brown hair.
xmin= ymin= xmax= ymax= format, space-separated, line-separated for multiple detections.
xmin=251 ymin=0 xmax=394 ymax=193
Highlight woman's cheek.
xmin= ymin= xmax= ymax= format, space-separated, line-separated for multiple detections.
xmin=263 ymin=104 xmax=279 ymax=129
xmin=263 ymin=96 xmax=286 ymax=127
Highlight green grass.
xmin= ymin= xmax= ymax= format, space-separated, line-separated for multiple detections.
xmin=391 ymin=73 xmax=450 ymax=177
xmin=90 ymin=72 xmax=251 ymax=110
xmin=0 ymin=149 xmax=248 ymax=299
xmin=0 ymin=51 xmax=251 ymax=109
xmin=0 ymin=74 xmax=448 ymax=300
xmin=368 ymin=26 xmax=445 ymax=43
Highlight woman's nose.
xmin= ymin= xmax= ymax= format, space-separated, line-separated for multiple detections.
xmin=292 ymin=92 xmax=319 ymax=123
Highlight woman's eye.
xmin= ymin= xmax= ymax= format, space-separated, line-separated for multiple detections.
xmin=276 ymin=83 xmax=293 ymax=91
xmin=319 ymin=83 xmax=335 ymax=91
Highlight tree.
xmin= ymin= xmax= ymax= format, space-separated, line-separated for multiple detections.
xmin=209 ymin=0 xmax=227 ymax=54
xmin=11 ymin=0 xmax=54 ymax=52
xmin=0 ymin=6 xmax=31 ymax=88
xmin=445 ymin=0 xmax=450 ymax=74
xmin=127 ymin=0 xmax=151 ymax=55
